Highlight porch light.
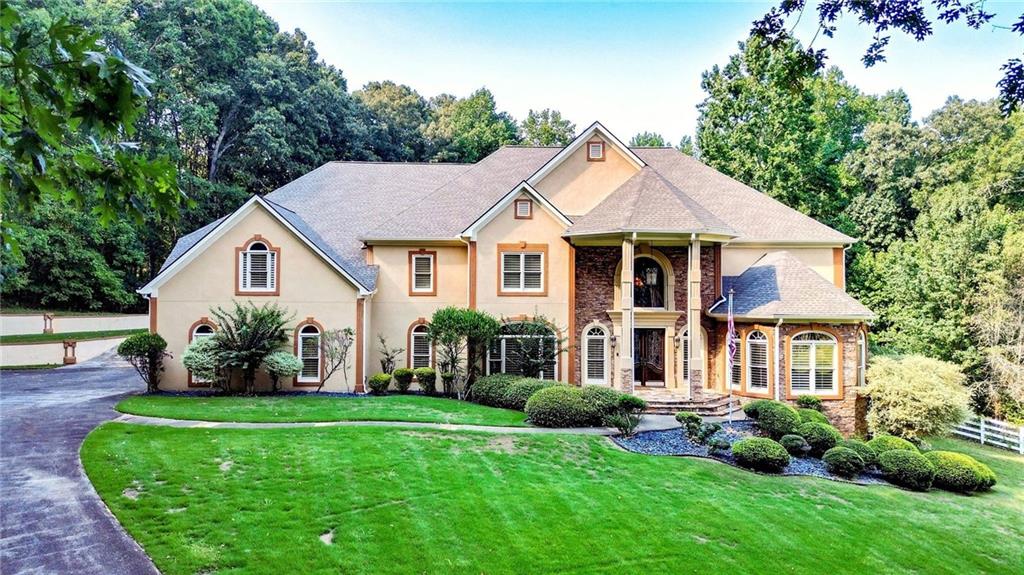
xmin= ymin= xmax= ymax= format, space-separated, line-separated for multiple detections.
xmin=610 ymin=335 xmax=618 ymax=348
xmin=644 ymin=266 xmax=658 ymax=286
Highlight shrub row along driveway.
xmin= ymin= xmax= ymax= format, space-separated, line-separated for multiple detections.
xmin=0 ymin=354 xmax=158 ymax=575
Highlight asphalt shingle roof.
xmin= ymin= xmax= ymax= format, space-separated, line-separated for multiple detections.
xmin=708 ymin=251 xmax=873 ymax=320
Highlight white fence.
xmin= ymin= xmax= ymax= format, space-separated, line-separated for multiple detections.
xmin=952 ymin=415 xmax=1024 ymax=454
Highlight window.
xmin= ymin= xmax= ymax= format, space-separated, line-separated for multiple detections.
xmin=189 ymin=322 xmax=216 ymax=385
xmin=583 ymin=325 xmax=608 ymax=385
xmin=499 ymin=248 xmax=545 ymax=294
xmin=514 ymin=199 xmax=533 ymax=219
xmin=487 ymin=323 xmax=558 ymax=380
xmin=634 ymin=257 xmax=665 ymax=308
xmin=238 ymin=239 xmax=278 ymax=293
xmin=790 ymin=332 xmax=837 ymax=394
xmin=297 ymin=324 xmax=321 ymax=383
xmin=587 ymin=141 xmax=605 ymax=161
xmin=409 ymin=251 xmax=436 ymax=295
xmin=857 ymin=330 xmax=867 ymax=387
xmin=681 ymin=330 xmax=690 ymax=383
xmin=192 ymin=324 xmax=215 ymax=340
xmin=746 ymin=331 xmax=769 ymax=392
xmin=410 ymin=324 xmax=432 ymax=369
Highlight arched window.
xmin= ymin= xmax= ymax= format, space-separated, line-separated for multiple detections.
xmin=790 ymin=332 xmax=837 ymax=394
xmin=188 ymin=320 xmax=217 ymax=386
xmin=746 ymin=331 xmax=769 ymax=392
xmin=583 ymin=325 xmax=608 ymax=385
xmin=487 ymin=322 xmax=558 ymax=380
xmin=634 ymin=257 xmax=665 ymax=308
xmin=192 ymin=324 xmax=215 ymax=340
xmin=297 ymin=324 xmax=321 ymax=383
xmin=410 ymin=324 xmax=432 ymax=369
xmin=238 ymin=239 xmax=278 ymax=293
xmin=857 ymin=330 xmax=867 ymax=387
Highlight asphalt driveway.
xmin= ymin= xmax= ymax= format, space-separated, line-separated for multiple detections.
xmin=0 ymin=353 xmax=158 ymax=574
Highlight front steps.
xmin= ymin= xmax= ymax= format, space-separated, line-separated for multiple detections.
xmin=633 ymin=388 xmax=742 ymax=417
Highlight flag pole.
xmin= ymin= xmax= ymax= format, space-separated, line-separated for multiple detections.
xmin=727 ymin=288 xmax=735 ymax=429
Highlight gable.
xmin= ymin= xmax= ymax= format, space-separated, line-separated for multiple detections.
xmin=532 ymin=134 xmax=641 ymax=217
xmin=461 ymin=182 xmax=571 ymax=240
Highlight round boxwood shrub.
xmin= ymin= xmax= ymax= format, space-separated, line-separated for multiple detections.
xmin=741 ymin=399 xmax=772 ymax=419
xmin=581 ymin=386 xmax=622 ymax=423
xmin=413 ymin=367 xmax=436 ymax=395
xmin=367 ymin=373 xmax=392 ymax=395
xmin=780 ymin=434 xmax=811 ymax=457
xmin=867 ymin=434 xmax=919 ymax=457
xmin=731 ymin=438 xmax=790 ymax=473
xmin=823 ymin=446 xmax=866 ymax=478
xmin=837 ymin=439 xmax=877 ymax=468
xmin=923 ymin=451 xmax=997 ymax=494
xmin=755 ymin=402 xmax=801 ymax=439
xmin=471 ymin=374 xmax=520 ymax=407
xmin=798 ymin=408 xmax=829 ymax=425
xmin=392 ymin=368 xmax=415 ymax=394
xmin=796 ymin=422 xmax=843 ymax=457
xmin=878 ymin=449 xmax=936 ymax=491
xmin=524 ymin=386 xmax=593 ymax=428
xmin=976 ymin=462 xmax=998 ymax=491
xmin=502 ymin=378 xmax=557 ymax=411
xmin=796 ymin=395 xmax=823 ymax=411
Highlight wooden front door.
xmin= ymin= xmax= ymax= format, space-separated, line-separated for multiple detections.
xmin=634 ymin=328 xmax=665 ymax=386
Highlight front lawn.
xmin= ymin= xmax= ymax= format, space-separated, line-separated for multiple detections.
xmin=115 ymin=394 xmax=529 ymax=426
xmin=0 ymin=328 xmax=146 ymax=345
xmin=83 ymin=425 xmax=1023 ymax=575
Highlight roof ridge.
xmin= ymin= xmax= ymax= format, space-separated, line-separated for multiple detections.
xmin=327 ymin=160 xmax=472 ymax=166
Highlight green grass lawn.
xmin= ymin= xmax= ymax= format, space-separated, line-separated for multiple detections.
xmin=0 ymin=363 xmax=62 ymax=370
xmin=82 ymin=425 xmax=1023 ymax=575
xmin=0 ymin=328 xmax=145 ymax=345
xmin=115 ymin=394 xmax=529 ymax=426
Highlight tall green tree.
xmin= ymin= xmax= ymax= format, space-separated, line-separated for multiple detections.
xmin=520 ymin=109 xmax=575 ymax=146
xmin=355 ymin=81 xmax=430 ymax=161
xmin=629 ymin=132 xmax=667 ymax=147
xmin=425 ymin=88 xmax=520 ymax=162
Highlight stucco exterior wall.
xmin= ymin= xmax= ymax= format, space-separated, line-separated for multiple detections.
xmin=532 ymin=136 xmax=639 ymax=216
xmin=722 ymin=246 xmax=836 ymax=284
xmin=155 ymin=207 xmax=359 ymax=392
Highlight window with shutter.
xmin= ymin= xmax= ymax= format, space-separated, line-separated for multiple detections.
xmin=410 ymin=253 xmax=435 ymax=294
xmin=238 ymin=240 xmax=278 ymax=293
xmin=790 ymin=332 xmax=837 ymax=394
xmin=584 ymin=326 xmax=607 ymax=384
xmin=298 ymin=325 xmax=321 ymax=383
xmin=498 ymin=248 xmax=546 ymax=294
xmin=857 ymin=331 xmax=867 ymax=387
xmin=680 ymin=330 xmax=689 ymax=383
xmin=410 ymin=324 xmax=432 ymax=368
xmin=746 ymin=331 xmax=769 ymax=392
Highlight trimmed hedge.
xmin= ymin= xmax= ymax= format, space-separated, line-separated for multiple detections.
xmin=755 ymin=401 xmax=801 ymax=439
xmin=413 ymin=367 xmax=436 ymax=395
xmin=823 ymin=446 xmax=865 ymax=478
xmin=798 ymin=408 xmax=829 ymax=425
xmin=780 ymin=434 xmax=811 ymax=456
xmin=878 ymin=450 xmax=936 ymax=491
xmin=867 ymin=434 xmax=919 ymax=456
xmin=837 ymin=439 xmax=877 ymax=468
xmin=525 ymin=386 xmax=593 ymax=427
xmin=472 ymin=374 xmax=521 ymax=407
xmin=581 ymin=386 xmax=622 ymax=423
xmin=796 ymin=422 xmax=842 ymax=456
xmin=731 ymin=438 xmax=790 ymax=473
xmin=924 ymin=451 xmax=997 ymax=494
xmin=392 ymin=368 xmax=415 ymax=393
xmin=367 ymin=373 xmax=392 ymax=395
xmin=741 ymin=399 xmax=772 ymax=419
xmin=796 ymin=395 xmax=823 ymax=411
xmin=502 ymin=378 xmax=557 ymax=410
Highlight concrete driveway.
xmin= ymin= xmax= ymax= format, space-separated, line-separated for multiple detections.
xmin=0 ymin=353 xmax=159 ymax=574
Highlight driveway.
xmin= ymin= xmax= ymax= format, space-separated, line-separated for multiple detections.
xmin=0 ymin=353 xmax=158 ymax=574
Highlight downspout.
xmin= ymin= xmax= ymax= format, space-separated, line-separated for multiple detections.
xmin=774 ymin=317 xmax=784 ymax=401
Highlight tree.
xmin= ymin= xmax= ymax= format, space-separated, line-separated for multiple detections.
xmin=376 ymin=334 xmax=403 ymax=374
xmin=425 ymin=88 xmax=520 ymax=162
xmin=496 ymin=316 xmax=568 ymax=380
xmin=427 ymin=307 xmax=500 ymax=397
xmin=865 ymin=355 xmax=970 ymax=440
xmin=973 ymin=281 xmax=1024 ymax=423
xmin=520 ymin=109 xmax=575 ymax=146
xmin=355 ymin=81 xmax=430 ymax=161
xmin=676 ymin=135 xmax=696 ymax=156
xmin=0 ymin=2 xmax=180 ymax=253
xmin=320 ymin=327 xmax=355 ymax=392
xmin=118 ymin=333 xmax=171 ymax=393
xmin=182 ymin=338 xmax=220 ymax=386
xmin=210 ymin=301 xmax=292 ymax=395
xmin=750 ymin=1 xmax=1023 ymax=113
xmin=629 ymin=132 xmax=667 ymax=147
xmin=263 ymin=351 xmax=303 ymax=392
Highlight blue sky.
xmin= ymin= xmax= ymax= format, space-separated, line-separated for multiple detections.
xmin=253 ymin=1 xmax=1023 ymax=143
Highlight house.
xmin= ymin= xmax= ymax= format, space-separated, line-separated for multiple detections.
xmin=139 ymin=122 xmax=873 ymax=431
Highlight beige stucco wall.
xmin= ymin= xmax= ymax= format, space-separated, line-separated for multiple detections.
xmin=722 ymin=246 xmax=836 ymax=283
xmin=155 ymin=206 xmax=359 ymax=392
xmin=533 ymin=136 xmax=639 ymax=216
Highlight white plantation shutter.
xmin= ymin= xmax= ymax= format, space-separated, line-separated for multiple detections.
xmin=412 ymin=255 xmax=433 ymax=292
xmin=502 ymin=253 xmax=521 ymax=290
xmin=790 ymin=332 xmax=836 ymax=394
xmin=681 ymin=331 xmax=690 ymax=382
xmin=501 ymin=252 xmax=544 ymax=292
xmin=267 ymin=251 xmax=276 ymax=290
xmin=523 ymin=253 xmax=543 ymax=290
xmin=814 ymin=343 xmax=835 ymax=392
xmin=585 ymin=326 xmax=607 ymax=384
xmin=299 ymin=326 xmax=321 ymax=382
xmin=239 ymin=251 xmax=249 ymax=290
xmin=240 ymin=242 xmax=274 ymax=291
xmin=486 ymin=324 xmax=558 ymax=380
xmin=790 ymin=343 xmax=812 ymax=392
xmin=411 ymin=326 xmax=431 ymax=368
xmin=747 ymin=331 xmax=769 ymax=391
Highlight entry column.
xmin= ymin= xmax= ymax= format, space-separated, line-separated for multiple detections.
xmin=687 ymin=239 xmax=703 ymax=400
xmin=619 ymin=236 xmax=635 ymax=394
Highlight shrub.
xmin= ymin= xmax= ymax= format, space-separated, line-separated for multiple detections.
xmin=864 ymin=355 xmax=970 ymax=440
xmin=209 ymin=302 xmax=291 ymax=395
xmin=413 ymin=367 xmax=436 ymax=395
xmin=798 ymin=408 xmax=829 ymax=425
xmin=878 ymin=450 xmax=936 ymax=491
xmin=367 ymin=373 xmax=392 ymax=395
xmin=823 ymin=447 xmax=866 ymax=478
xmin=976 ymin=462 xmax=998 ymax=491
xmin=755 ymin=401 xmax=801 ymax=438
xmin=392 ymin=368 xmax=415 ymax=393
xmin=182 ymin=337 xmax=219 ymax=386
xmin=616 ymin=394 xmax=647 ymax=413
xmin=524 ymin=386 xmax=593 ymax=427
xmin=796 ymin=422 xmax=842 ymax=457
xmin=742 ymin=399 xmax=772 ymax=419
xmin=924 ymin=451 xmax=997 ymax=494
xmin=837 ymin=439 xmax=877 ymax=468
xmin=471 ymin=374 xmax=520 ymax=406
xmin=675 ymin=411 xmax=702 ymax=431
xmin=262 ymin=351 xmax=303 ymax=391
xmin=867 ymin=434 xmax=919 ymax=457
xmin=581 ymin=386 xmax=622 ymax=422
xmin=797 ymin=395 xmax=823 ymax=411
xmin=707 ymin=437 xmax=732 ymax=455
xmin=780 ymin=434 xmax=811 ymax=457
xmin=604 ymin=394 xmax=647 ymax=437
xmin=502 ymin=378 xmax=557 ymax=410
xmin=731 ymin=438 xmax=790 ymax=473
xmin=118 ymin=332 xmax=170 ymax=393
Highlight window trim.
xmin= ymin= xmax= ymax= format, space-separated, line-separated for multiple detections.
xmin=407 ymin=319 xmax=435 ymax=369
xmin=235 ymin=235 xmax=281 ymax=296
xmin=745 ymin=330 xmax=771 ymax=395
xmin=786 ymin=328 xmax=843 ymax=399
xmin=486 ymin=317 xmax=561 ymax=380
xmin=293 ymin=318 xmax=324 ymax=387
xmin=186 ymin=317 xmax=218 ymax=388
xmin=496 ymin=243 xmax=548 ymax=297
xmin=586 ymin=140 xmax=605 ymax=162
xmin=514 ymin=199 xmax=533 ymax=220
xmin=582 ymin=323 xmax=609 ymax=385
xmin=408 ymin=250 xmax=437 ymax=296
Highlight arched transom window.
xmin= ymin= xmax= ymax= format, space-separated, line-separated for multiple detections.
xmin=192 ymin=323 xmax=215 ymax=340
xmin=746 ymin=330 xmax=769 ymax=392
xmin=189 ymin=321 xmax=217 ymax=385
xmin=297 ymin=324 xmax=321 ymax=383
xmin=583 ymin=325 xmax=609 ymax=385
xmin=790 ymin=332 xmax=837 ymax=394
xmin=410 ymin=324 xmax=432 ymax=369
xmin=487 ymin=322 xmax=558 ymax=380
xmin=239 ymin=240 xmax=277 ymax=293
xmin=634 ymin=257 xmax=665 ymax=308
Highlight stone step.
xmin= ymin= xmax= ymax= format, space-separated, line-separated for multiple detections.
xmin=638 ymin=393 xmax=743 ymax=417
